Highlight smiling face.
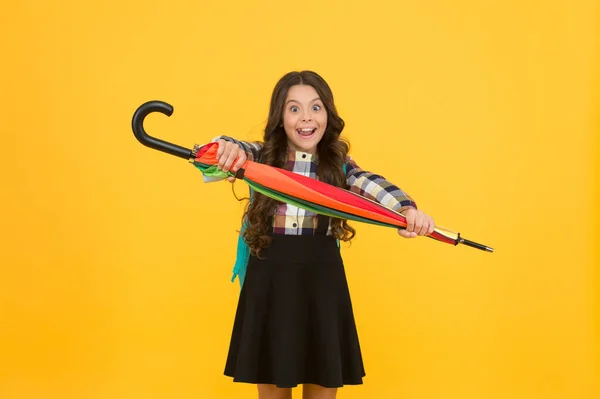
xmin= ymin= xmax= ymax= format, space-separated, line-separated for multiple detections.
xmin=282 ymin=84 xmax=328 ymax=154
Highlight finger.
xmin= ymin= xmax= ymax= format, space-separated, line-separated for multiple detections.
xmin=398 ymin=229 xmax=417 ymax=238
xmin=216 ymin=139 xmax=227 ymax=159
xmin=428 ymin=217 xmax=435 ymax=235
xmin=423 ymin=219 xmax=431 ymax=236
xmin=218 ymin=143 xmax=234 ymax=169
xmin=418 ymin=216 xmax=429 ymax=236
xmin=413 ymin=213 xmax=424 ymax=235
xmin=232 ymin=150 xmax=246 ymax=172
xmin=222 ymin=147 xmax=239 ymax=172
xmin=405 ymin=211 xmax=415 ymax=232
xmin=227 ymin=176 xmax=236 ymax=183
xmin=217 ymin=148 xmax=230 ymax=169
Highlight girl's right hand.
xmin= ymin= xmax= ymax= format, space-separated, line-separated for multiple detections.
xmin=216 ymin=139 xmax=247 ymax=182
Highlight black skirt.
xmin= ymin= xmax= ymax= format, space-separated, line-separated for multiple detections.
xmin=224 ymin=228 xmax=365 ymax=388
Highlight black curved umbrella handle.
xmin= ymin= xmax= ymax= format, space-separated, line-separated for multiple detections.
xmin=131 ymin=100 xmax=193 ymax=160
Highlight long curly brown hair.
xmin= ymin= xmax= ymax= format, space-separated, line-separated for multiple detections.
xmin=242 ymin=70 xmax=356 ymax=256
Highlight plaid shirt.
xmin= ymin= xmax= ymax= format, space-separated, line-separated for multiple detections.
xmin=210 ymin=136 xmax=417 ymax=235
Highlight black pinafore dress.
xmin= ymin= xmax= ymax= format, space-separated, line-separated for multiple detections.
xmin=224 ymin=214 xmax=366 ymax=388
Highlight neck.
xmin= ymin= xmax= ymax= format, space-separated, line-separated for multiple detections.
xmin=287 ymin=140 xmax=317 ymax=155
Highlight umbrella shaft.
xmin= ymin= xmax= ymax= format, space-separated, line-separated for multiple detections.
xmin=458 ymin=237 xmax=494 ymax=252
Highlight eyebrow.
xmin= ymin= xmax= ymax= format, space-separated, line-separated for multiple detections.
xmin=285 ymin=97 xmax=322 ymax=105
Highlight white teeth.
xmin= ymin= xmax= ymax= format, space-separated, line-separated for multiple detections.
xmin=297 ymin=128 xmax=316 ymax=137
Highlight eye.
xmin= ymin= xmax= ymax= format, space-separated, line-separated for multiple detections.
xmin=290 ymin=106 xmax=299 ymax=112
xmin=312 ymin=104 xmax=321 ymax=111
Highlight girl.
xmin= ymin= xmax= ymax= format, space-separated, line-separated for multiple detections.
xmin=212 ymin=71 xmax=434 ymax=399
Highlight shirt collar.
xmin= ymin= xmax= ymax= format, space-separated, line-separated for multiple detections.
xmin=287 ymin=147 xmax=318 ymax=163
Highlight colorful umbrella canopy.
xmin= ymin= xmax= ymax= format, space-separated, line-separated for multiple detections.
xmin=132 ymin=100 xmax=493 ymax=252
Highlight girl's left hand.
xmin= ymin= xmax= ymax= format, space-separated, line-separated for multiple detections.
xmin=398 ymin=208 xmax=435 ymax=238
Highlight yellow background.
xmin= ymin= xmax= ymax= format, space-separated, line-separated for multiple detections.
xmin=1 ymin=1 xmax=598 ymax=398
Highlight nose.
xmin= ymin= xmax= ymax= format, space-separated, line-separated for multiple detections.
xmin=301 ymin=110 xmax=312 ymax=122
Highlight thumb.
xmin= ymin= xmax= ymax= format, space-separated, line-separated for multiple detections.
xmin=398 ymin=229 xmax=417 ymax=239
xmin=227 ymin=176 xmax=236 ymax=183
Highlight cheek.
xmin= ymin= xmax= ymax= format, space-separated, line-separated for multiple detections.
xmin=282 ymin=115 xmax=295 ymax=136
xmin=283 ymin=112 xmax=296 ymax=128
xmin=319 ymin=114 xmax=328 ymax=129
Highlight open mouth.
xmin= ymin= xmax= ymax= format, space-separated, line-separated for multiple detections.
xmin=297 ymin=128 xmax=317 ymax=138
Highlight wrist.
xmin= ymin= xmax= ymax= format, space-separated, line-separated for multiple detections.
xmin=398 ymin=206 xmax=416 ymax=215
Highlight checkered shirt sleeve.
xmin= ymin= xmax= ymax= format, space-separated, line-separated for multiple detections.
xmin=345 ymin=156 xmax=417 ymax=213
xmin=210 ymin=135 xmax=263 ymax=161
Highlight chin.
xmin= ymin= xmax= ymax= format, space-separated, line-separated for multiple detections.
xmin=286 ymin=130 xmax=323 ymax=154
xmin=293 ymin=141 xmax=317 ymax=153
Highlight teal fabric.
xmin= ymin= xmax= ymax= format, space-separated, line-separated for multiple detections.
xmin=232 ymin=162 xmax=347 ymax=289
xmin=231 ymin=187 xmax=253 ymax=287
